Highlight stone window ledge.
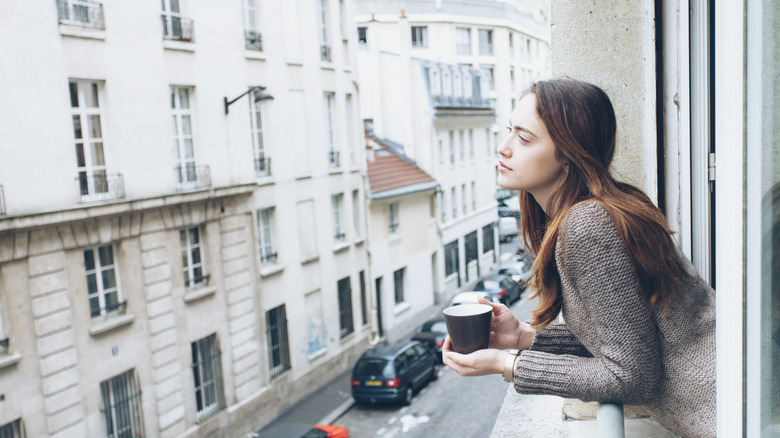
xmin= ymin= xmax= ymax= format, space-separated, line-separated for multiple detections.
xmin=332 ymin=242 xmax=350 ymax=254
xmin=393 ymin=302 xmax=411 ymax=316
xmin=184 ymin=285 xmax=217 ymax=303
xmin=0 ymin=353 xmax=22 ymax=370
xmin=89 ymin=313 xmax=136 ymax=337
xmin=260 ymin=264 xmax=285 ymax=278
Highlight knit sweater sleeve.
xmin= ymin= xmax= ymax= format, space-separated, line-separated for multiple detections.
xmin=512 ymin=202 xmax=663 ymax=404
xmin=529 ymin=322 xmax=593 ymax=357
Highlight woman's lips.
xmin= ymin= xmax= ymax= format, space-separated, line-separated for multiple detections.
xmin=499 ymin=161 xmax=513 ymax=171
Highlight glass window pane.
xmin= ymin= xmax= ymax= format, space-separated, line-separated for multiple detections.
xmin=88 ymin=115 xmax=102 ymax=139
xmin=170 ymin=0 xmax=180 ymax=13
xmin=191 ymin=248 xmax=201 ymax=265
xmin=102 ymin=269 xmax=116 ymax=290
xmin=72 ymin=115 xmax=83 ymax=139
xmin=181 ymin=115 xmax=192 ymax=136
xmin=75 ymin=143 xmax=86 ymax=167
xmin=87 ymin=273 xmax=98 ymax=293
xmin=91 ymin=142 xmax=105 ymax=166
xmin=90 ymin=296 xmax=100 ymax=316
xmin=85 ymin=82 xmax=99 ymax=108
xmin=189 ymin=227 xmax=199 ymax=244
xmin=170 ymin=86 xmax=176 ymax=109
xmin=178 ymin=87 xmax=189 ymax=109
xmin=99 ymin=245 xmax=113 ymax=266
xmin=69 ymin=82 xmax=79 ymax=107
xmin=184 ymin=139 xmax=194 ymax=158
xmin=104 ymin=291 xmax=118 ymax=310
xmin=84 ymin=249 xmax=95 ymax=270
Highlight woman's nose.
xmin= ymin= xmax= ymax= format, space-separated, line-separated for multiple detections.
xmin=497 ymin=135 xmax=511 ymax=158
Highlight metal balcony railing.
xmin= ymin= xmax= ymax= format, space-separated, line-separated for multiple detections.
xmin=185 ymin=273 xmax=210 ymax=288
xmin=0 ymin=184 xmax=5 ymax=215
xmin=320 ymin=44 xmax=332 ymax=62
xmin=597 ymin=403 xmax=625 ymax=438
xmin=57 ymin=0 xmax=105 ymax=30
xmin=260 ymin=251 xmax=277 ymax=265
xmin=77 ymin=173 xmax=125 ymax=203
xmin=328 ymin=150 xmax=340 ymax=168
xmin=175 ymin=164 xmax=210 ymax=189
xmin=162 ymin=14 xmax=194 ymax=42
xmin=254 ymin=156 xmax=271 ymax=176
xmin=245 ymin=30 xmax=262 ymax=51
xmin=432 ymin=94 xmax=492 ymax=109
xmin=91 ymin=300 xmax=127 ymax=318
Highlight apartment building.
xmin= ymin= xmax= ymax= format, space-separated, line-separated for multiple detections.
xmin=0 ymin=1 xmax=369 ymax=437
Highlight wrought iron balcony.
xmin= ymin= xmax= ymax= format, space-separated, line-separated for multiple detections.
xmin=328 ymin=150 xmax=340 ymax=168
xmin=77 ymin=173 xmax=125 ymax=203
xmin=162 ymin=14 xmax=194 ymax=42
xmin=320 ymin=44 xmax=332 ymax=62
xmin=185 ymin=273 xmax=210 ymax=288
xmin=432 ymin=94 xmax=492 ymax=109
xmin=334 ymin=231 xmax=345 ymax=241
xmin=255 ymin=156 xmax=271 ymax=176
xmin=175 ymin=164 xmax=210 ymax=189
xmin=245 ymin=30 xmax=263 ymax=51
xmin=260 ymin=251 xmax=277 ymax=265
xmin=0 ymin=184 xmax=5 ymax=216
xmin=91 ymin=300 xmax=127 ymax=318
xmin=57 ymin=0 xmax=105 ymax=30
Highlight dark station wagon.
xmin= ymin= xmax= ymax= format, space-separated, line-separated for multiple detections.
xmin=350 ymin=340 xmax=437 ymax=405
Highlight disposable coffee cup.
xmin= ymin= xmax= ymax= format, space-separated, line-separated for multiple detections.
xmin=443 ymin=304 xmax=492 ymax=354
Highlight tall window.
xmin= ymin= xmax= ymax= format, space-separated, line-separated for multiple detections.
xmin=70 ymin=80 xmax=110 ymax=200
xmin=346 ymin=94 xmax=356 ymax=165
xmin=471 ymin=182 xmax=477 ymax=210
xmin=482 ymin=224 xmax=495 ymax=254
xmin=0 ymin=420 xmax=23 ymax=438
xmin=191 ymin=334 xmax=225 ymax=418
xmin=449 ymin=131 xmax=455 ymax=166
xmin=358 ymin=27 xmax=367 ymax=45
xmin=393 ymin=268 xmax=405 ymax=304
xmin=468 ymin=129 xmax=474 ymax=159
xmin=317 ymin=0 xmax=331 ymax=61
xmin=480 ymin=65 xmax=495 ymax=91
xmin=257 ymin=208 xmax=276 ymax=265
xmin=352 ymin=190 xmax=361 ymax=238
xmin=338 ymin=0 xmax=348 ymax=39
xmin=323 ymin=92 xmax=338 ymax=167
xmin=243 ymin=0 xmax=262 ymax=50
xmin=508 ymin=32 xmax=514 ymax=57
xmin=459 ymin=130 xmax=465 ymax=160
xmin=332 ymin=194 xmax=345 ymax=241
xmin=451 ymin=187 xmax=457 ymax=219
xmin=478 ymin=29 xmax=493 ymax=55
xmin=440 ymin=190 xmax=446 ymax=222
xmin=266 ymin=305 xmax=291 ymax=378
xmin=456 ymin=27 xmax=471 ymax=54
xmin=359 ymin=271 xmax=368 ymax=326
xmin=161 ymin=0 xmax=191 ymax=41
xmin=461 ymin=184 xmax=467 ymax=215
xmin=411 ymin=26 xmax=428 ymax=48
xmin=510 ymin=66 xmax=516 ymax=90
xmin=171 ymin=86 xmax=198 ymax=186
xmin=337 ymin=277 xmax=354 ymax=338
xmin=250 ymin=90 xmax=269 ymax=176
xmin=388 ymin=202 xmax=399 ymax=235
xmin=100 ymin=369 xmax=144 ymax=438
xmin=180 ymin=226 xmax=207 ymax=287
xmin=445 ymin=240 xmax=459 ymax=277
xmin=84 ymin=245 xmax=122 ymax=318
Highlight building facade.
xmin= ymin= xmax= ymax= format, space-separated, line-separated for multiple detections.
xmin=0 ymin=1 xmax=370 ymax=437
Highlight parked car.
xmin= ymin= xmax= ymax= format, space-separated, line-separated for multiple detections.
xmin=497 ymin=262 xmax=532 ymax=290
xmin=257 ymin=423 xmax=349 ymax=438
xmin=448 ymin=291 xmax=502 ymax=307
xmin=473 ymin=274 xmax=523 ymax=305
xmin=411 ymin=317 xmax=448 ymax=362
xmin=498 ymin=217 xmax=520 ymax=242
xmin=350 ymin=340 xmax=437 ymax=405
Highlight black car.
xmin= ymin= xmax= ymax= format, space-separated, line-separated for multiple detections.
xmin=350 ymin=340 xmax=437 ymax=405
xmin=473 ymin=274 xmax=523 ymax=305
xmin=411 ymin=317 xmax=448 ymax=362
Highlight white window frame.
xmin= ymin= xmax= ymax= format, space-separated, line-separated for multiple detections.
xmin=451 ymin=187 xmax=457 ymax=219
xmin=324 ymin=92 xmax=338 ymax=167
xmin=171 ymin=86 xmax=198 ymax=187
xmin=352 ymin=190 xmax=361 ymax=238
xmin=161 ymin=0 xmax=184 ymax=40
xmin=411 ymin=26 xmax=428 ymax=48
xmin=459 ymin=130 xmax=465 ymax=161
xmin=461 ymin=183 xmax=467 ymax=215
xmin=70 ymin=80 xmax=110 ymax=201
xmin=181 ymin=226 xmax=207 ymax=288
xmin=250 ymin=90 xmax=269 ymax=176
xmin=243 ymin=0 xmax=258 ymax=32
xmin=267 ymin=305 xmax=291 ymax=377
xmin=456 ymin=27 xmax=471 ymax=54
xmin=84 ymin=244 xmax=123 ymax=318
xmin=191 ymin=334 xmax=225 ymax=418
xmin=346 ymin=94 xmax=356 ymax=166
xmin=468 ymin=129 xmax=474 ymax=159
xmin=471 ymin=181 xmax=477 ymax=211
xmin=332 ymin=194 xmax=345 ymax=241
xmin=100 ymin=369 xmax=144 ymax=438
xmin=257 ymin=208 xmax=276 ymax=265
xmin=479 ymin=28 xmax=493 ymax=55
xmin=388 ymin=202 xmax=399 ymax=235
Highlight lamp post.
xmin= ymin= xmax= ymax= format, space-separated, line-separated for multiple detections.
xmin=224 ymin=86 xmax=274 ymax=114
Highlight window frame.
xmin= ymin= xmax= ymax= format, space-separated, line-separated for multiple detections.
xmin=456 ymin=27 xmax=471 ymax=54
xmin=100 ymin=369 xmax=144 ymax=438
xmin=266 ymin=305 xmax=291 ymax=378
xmin=250 ymin=90 xmax=269 ymax=176
xmin=257 ymin=208 xmax=276 ymax=265
xmin=70 ymin=80 xmax=109 ymax=201
xmin=411 ymin=26 xmax=428 ymax=48
xmin=388 ymin=202 xmax=399 ymax=235
xmin=180 ymin=226 xmax=208 ymax=288
xmin=337 ymin=277 xmax=354 ymax=338
xmin=84 ymin=244 xmax=123 ymax=318
xmin=170 ymin=85 xmax=199 ymax=187
xmin=478 ymin=28 xmax=493 ymax=55
xmin=393 ymin=268 xmax=405 ymax=304
xmin=332 ymin=193 xmax=345 ymax=241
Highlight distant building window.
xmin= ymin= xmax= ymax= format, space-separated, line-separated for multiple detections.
xmin=480 ymin=65 xmax=495 ymax=91
xmin=317 ymin=0 xmax=331 ymax=61
xmin=451 ymin=187 xmax=457 ymax=219
xmin=479 ymin=29 xmax=493 ymax=55
xmin=191 ymin=334 xmax=225 ymax=418
xmin=508 ymin=32 xmax=514 ymax=57
xmin=267 ymin=305 xmax=291 ymax=378
xmin=459 ymin=130 xmax=465 ymax=160
xmin=471 ymin=181 xmax=477 ymax=210
xmin=449 ymin=131 xmax=455 ymax=166
xmin=388 ymin=202 xmax=399 ymax=235
xmin=445 ymin=240 xmax=460 ymax=277
xmin=465 ymin=231 xmax=478 ymax=268
xmin=100 ymin=369 xmax=144 ymax=438
xmin=359 ymin=271 xmax=368 ymax=326
xmin=468 ymin=129 xmax=474 ymax=159
xmin=393 ymin=268 xmax=405 ymax=304
xmin=84 ymin=245 xmax=123 ymax=318
xmin=482 ymin=224 xmax=495 ymax=254
xmin=181 ymin=226 xmax=208 ymax=287
xmin=358 ymin=26 xmax=367 ymax=44
xmin=324 ymin=93 xmax=338 ymax=167
xmin=250 ymin=89 xmax=269 ymax=176
xmin=456 ymin=27 xmax=471 ymax=54
xmin=411 ymin=26 xmax=428 ymax=48
xmin=462 ymin=183 xmax=467 ymax=215
xmin=352 ymin=190 xmax=361 ymax=238
xmin=337 ymin=277 xmax=354 ymax=337
xmin=257 ymin=208 xmax=277 ymax=265
xmin=332 ymin=193 xmax=345 ymax=241
xmin=0 ymin=419 xmax=23 ymax=438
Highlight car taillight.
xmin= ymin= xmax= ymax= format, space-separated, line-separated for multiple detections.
xmin=435 ymin=339 xmax=444 ymax=348
xmin=350 ymin=378 xmax=361 ymax=387
xmin=386 ymin=378 xmax=401 ymax=387
xmin=498 ymin=289 xmax=506 ymax=297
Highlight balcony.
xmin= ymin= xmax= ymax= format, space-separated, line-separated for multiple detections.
xmin=77 ymin=173 xmax=125 ymax=203
xmin=175 ymin=164 xmax=210 ymax=190
xmin=328 ymin=150 xmax=340 ymax=168
xmin=245 ymin=30 xmax=263 ymax=51
xmin=255 ymin=156 xmax=271 ymax=177
xmin=0 ymin=184 xmax=4 ymax=215
xmin=321 ymin=44 xmax=332 ymax=62
xmin=162 ymin=14 xmax=194 ymax=42
xmin=57 ymin=0 xmax=105 ymax=30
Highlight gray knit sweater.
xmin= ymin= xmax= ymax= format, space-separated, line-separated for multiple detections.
xmin=512 ymin=202 xmax=716 ymax=438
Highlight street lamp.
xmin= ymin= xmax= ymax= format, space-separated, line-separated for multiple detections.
xmin=224 ymin=85 xmax=274 ymax=114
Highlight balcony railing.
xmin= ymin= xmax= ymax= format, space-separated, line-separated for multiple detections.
xmin=245 ymin=30 xmax=262 ymax=51
xmin=175 ymin=164 xmax=210 ymax=189
xmin=57 ymin=0 xmax=105 ymax=30
xmin=320 ymin=44 xmax=332 ymax=62
xmin=91 ymin=300 xmax=127 ymax=318
xmin=77 ymin=173 xmax=125 ymax=203
xmin=0 ymin=184 xmax=5 ymax=215
xmin=328 ymin=150 xmax=340 ymax=168
xmin=260 ymin=251 xmax=277 ymax=265
xmin=432 ymin=94 xmax=491 ymax=109
xmin=162 ymin=14 xmax=194 ymax=42
xmin=255 ymin=156 xmax=271 ymax=176
xmin=185 ymin=273 xmax=210 ymax=288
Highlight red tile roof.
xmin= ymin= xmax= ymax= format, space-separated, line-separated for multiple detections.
xmin=366 ymin=133 xmax=437 ymax=198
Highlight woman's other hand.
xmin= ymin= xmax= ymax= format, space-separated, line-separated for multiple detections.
xmin=476 ymin=297 xmax=535 ymax=350
xmin=442 ymin=336 xmax=507 ymax=377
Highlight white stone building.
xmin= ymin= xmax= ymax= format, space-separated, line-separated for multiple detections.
xmin=0 ymin=1 xmax=370 ymax=437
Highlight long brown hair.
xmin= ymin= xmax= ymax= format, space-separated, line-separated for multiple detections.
xmin=520 ymin=79 xmax=690 ymax=328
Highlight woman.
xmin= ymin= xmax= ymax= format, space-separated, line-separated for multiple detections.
xmin=442 ymin=79 xmax=716 ymax=437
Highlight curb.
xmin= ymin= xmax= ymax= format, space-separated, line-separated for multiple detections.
xmin=318 ymin=398 xmax=356 ymax=425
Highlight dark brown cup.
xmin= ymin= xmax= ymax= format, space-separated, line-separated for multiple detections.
xmin=443 ymin=304 xmax=493 ymax=354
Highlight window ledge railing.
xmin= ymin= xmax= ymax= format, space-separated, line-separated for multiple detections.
xmin=320 ymin=44 xmax=332 ymax=62
xmin=57 ymin=0 xmax=105 ymax=30
xmin=245 ymin=30 xmax=262 ymax=51
xmin=78 ymin=173 xmax=125 ymax=203
xmin=176 ymin=165 xmax=211 ymax=190
xmin=162 ymin=15 xmax=194 ymax=42
xmin=185 ymin=273 xmax=210 ymax=288
xmin=328 ymin=150 xmax=340 ymax=168
xmin=255 ymin=156 xmax=271 ymax=177
xmin=89 ymin=310 xmax=135 ymax=337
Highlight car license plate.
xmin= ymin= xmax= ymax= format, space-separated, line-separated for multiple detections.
xmin=366 ymin=380 xmax=382 ymax=386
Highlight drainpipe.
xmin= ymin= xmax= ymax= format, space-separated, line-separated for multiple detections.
xmin=596 ymin=403 xmax=625 ymax=438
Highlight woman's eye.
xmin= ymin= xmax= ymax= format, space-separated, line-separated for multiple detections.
xmin=518 ymin=134 xmax=529 ymax=143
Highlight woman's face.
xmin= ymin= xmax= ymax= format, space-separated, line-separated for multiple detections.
xmin=496 ymin=94 xmax=565 ymax=209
